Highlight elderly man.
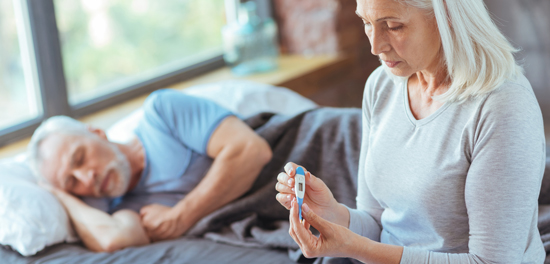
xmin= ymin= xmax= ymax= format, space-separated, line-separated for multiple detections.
xmin=27 ymin=89 xmax=272 ymax=252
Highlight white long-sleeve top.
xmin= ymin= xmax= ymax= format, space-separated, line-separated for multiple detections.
xmin=347 ymin=66 xmax=546 ymax=263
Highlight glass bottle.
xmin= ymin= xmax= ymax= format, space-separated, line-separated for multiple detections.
xmin=222 ymin=1 xmax=279 ymax=76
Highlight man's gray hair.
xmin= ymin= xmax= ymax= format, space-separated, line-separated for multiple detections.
xmin=27 ymin=116 xmax=90 ymax=180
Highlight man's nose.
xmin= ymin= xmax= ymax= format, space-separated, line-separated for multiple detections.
xmin=73 ymin=169 xmax=97 ymax=187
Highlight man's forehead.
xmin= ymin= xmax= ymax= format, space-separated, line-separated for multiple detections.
xmin=38 ymin=133 xmax=80 ymax=183
xmin=40 ymin=133 xmax=78 ymax=158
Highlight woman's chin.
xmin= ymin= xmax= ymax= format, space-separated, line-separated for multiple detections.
xmin=381 ymin=67 xmax=409 ymax=81
xmin=387 ymin=67 xmax=410 ymax=77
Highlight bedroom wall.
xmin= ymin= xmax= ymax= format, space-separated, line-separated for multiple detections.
xmin=271 ymin=0 xmax=380 ymax=108
xmin=484 ymin=0 xmax=550 ymax=135
xmin=272 ymin=0 xmax=550 ymax=133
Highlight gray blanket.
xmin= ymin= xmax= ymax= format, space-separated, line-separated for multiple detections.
xmin=0 ymin=107 xmax=363 ymax=263
xmin=4 ymin=107 xmax=549 ymax=263
xmin=188 ymin=108 xmax=363 ymax=263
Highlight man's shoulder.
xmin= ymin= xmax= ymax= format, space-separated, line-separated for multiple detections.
xmin=144 ymin=89 xmax=194 ymax=111
xmin=142 ymin=89 xmax=214 ymax=125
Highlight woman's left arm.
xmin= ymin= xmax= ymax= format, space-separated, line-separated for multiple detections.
xmin=291 ymin=87 xmax=546 ymax=263
xmin=401 ymin=86 xmax=546 ymax=263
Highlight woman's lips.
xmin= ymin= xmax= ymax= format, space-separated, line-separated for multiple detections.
xmin=384 ymin=61 xmax=401 ymax=68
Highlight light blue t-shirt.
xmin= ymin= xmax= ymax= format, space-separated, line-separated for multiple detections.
xmin=83 ymin=89 xmax=234 ymax=213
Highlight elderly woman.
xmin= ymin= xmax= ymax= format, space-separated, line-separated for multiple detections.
xmin=275 ymin=0 xmax=546 ymax=263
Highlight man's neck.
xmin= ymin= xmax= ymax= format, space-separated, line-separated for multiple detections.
xmin=116 ymin=137 xmax=145 ymax=192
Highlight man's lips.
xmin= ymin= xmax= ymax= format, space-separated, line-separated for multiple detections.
xmin=100 ymin=171 xmax=112 ymax=194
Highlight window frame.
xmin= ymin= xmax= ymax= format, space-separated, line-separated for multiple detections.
xmin=0 ymin=0 xmax=272 ymax=147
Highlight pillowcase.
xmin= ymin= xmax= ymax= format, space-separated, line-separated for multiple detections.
xmin=0 ymin=80 xmax=317 ymax=255
xmin=0 ymin=155 xmax=78 ymax=256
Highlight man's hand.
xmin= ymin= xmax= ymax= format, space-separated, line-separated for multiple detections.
xmin=140 ymin=203 xmax=190 ymax=241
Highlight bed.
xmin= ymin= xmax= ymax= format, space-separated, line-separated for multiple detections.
xmin=0 ymin=81 xmax=363 ymax=264
xmin=3 ymin=80 xmax=550 ymax=263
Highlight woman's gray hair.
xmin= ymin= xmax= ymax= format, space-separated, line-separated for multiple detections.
xmin=388 ymin=0 xmax=522 ymax=103
xmin=27 ymin=116 xmax=90 ymax=180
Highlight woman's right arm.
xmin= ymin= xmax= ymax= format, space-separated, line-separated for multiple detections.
xmin=276 ymin=81 xmax=384 ymax=236
xmin=346 ymin=98 xmax=384 ymax=241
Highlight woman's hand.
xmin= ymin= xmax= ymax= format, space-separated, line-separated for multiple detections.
xmin=275 ymin=162 xmax=347 ymax=226
xmin=289 ymin=199 xmax=358 ymax=259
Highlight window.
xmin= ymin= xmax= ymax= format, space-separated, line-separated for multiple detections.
xmin=54 ymin=0 xmax=225 ymax=104
xmin=0 ymin=0 xmax=42 ymax=131
xmin=0 ymin=0 xmax=273 ymax=146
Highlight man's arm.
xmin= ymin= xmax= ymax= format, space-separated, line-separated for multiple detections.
xmin=49 ymin=188 xmax=150 ymax=252
xmin=140 ymin=116 xmax=272 ymax=240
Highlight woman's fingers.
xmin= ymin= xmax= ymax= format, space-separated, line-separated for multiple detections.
xmin=304 ymin=219 xmax=311 ymax=231
xmin=276 ymin=182 xmax=294 ymax=194
xmin=277 ymin=172 xmax=296 ymax=193
xmin=280 ymin=163 xmax=310 ymax=189
xmin=291 ymin=199 xmax=320 ymax=256
xmin=278 ymin=162 xmax=310 ymax=211
xmin=292 ymin=202 xmax=313 ymax=243
xmin=284 ymin=162 xmax=297 ymax=177
xmin=277 ymin=172 xmax=290 ymax=183
xmin=276 ymin=193 xmax=294 ymax=209
xmin=276 ymin=171 xmax=296 ymax=210
xmin=304 ymin=171 xmax=325 ymax=192
xmin=289 ymin=199 xmax=304 ymax=249
xmin=284 ymin=162 xmax=309 ymax=179
xmin=301 ymin=203 xmax=329 ymax=235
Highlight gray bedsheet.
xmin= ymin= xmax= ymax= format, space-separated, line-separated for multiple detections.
xmin=0 ymin=107 xmax=363 ymax=263
xmin=0 ymin=238 xmax=294 ymax=264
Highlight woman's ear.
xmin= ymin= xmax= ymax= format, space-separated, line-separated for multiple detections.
xmin=87 ymin=126 xmax=108 ymax=140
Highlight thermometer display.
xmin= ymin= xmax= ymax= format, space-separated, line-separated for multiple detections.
xmin=294 ymin=167 xmax=306 ymax=222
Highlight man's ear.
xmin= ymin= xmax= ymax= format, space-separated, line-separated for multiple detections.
xmin=87 ymin=126 xmax=108 ymax=140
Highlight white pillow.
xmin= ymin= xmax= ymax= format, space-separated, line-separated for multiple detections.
xmin=0 ymin=154 xmax=78 ymax=256
xmin=107 ymin=80 xmax=317 ymax=142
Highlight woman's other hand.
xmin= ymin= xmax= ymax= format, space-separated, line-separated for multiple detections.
xmin=289 ymin=199 xmax=357 ymax=259
xmin=275 ymin=162 xmax=348 ymax=226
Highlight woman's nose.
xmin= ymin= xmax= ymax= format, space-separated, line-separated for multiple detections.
xmin=369 ymin=28 xmax=390 ymax=56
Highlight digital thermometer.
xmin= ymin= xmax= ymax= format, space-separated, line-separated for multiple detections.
xmin=294 ymin=167 xmax=306 ymax=222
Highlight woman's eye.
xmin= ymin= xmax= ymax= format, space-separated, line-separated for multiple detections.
xmin=387 ymin=23 xmax=403 ymax=31
xmin=388 ymin=26 xmax=403 ymax=31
